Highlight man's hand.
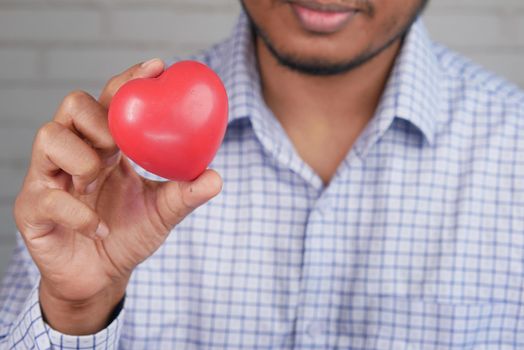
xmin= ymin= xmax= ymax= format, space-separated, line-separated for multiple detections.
xmin=13 ymin=59 xmax=223 ymax=335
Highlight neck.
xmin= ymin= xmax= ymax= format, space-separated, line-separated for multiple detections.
xmin=256 ymin=37 xmax=402 ymax=184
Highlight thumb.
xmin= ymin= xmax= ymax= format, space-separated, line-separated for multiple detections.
xmin=155 ymin=169 xmax=223 ymax=230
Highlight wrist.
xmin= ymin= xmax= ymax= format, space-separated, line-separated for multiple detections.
xmin=39 ymin=278 xmax=127 ymax=335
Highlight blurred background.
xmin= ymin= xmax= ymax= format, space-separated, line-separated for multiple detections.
xmin=0 ymin=0 xmax=523 ymax=280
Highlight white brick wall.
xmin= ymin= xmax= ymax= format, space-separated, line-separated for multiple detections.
xmin=0 ymin=0 xmax=522 ymax=279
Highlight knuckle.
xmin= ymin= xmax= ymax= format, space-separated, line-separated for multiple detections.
xmin=35 ymin=121 xmax=59 ymax=149
xmin=76 ymin=153 xmax=102 ymax=181
xmin=40 ymin=189 xmax=60 ymax=214
xmin=40 ymin=121 xmax=101 ymax=179
xmin=97 ymin=129 xmax=117 ymax=151
xmin=13 ymin=191 xmax=27 ymax=225
xmin=13 ymin=194 xmax=21 ymax=217
xmin=13 ymin=185 xmax=31 ymax=215
xmin=102 ymin=139 xmax=117 ymax=153
xmin=14 ymin=186 xmax=47 ymax=236
xmin=62 ymin=90 xmax=90 ymax=113
xmin=13 ymin=195 xmax=33 ymax=237
xmin=40 ymin=122 xmax=71 ymax=153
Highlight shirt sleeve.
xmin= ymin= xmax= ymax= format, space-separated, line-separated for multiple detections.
xmin=0 ymin=233 xmax=125 ymax=349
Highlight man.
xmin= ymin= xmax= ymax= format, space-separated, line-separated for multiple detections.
xmin=1 ymin=0 xmax=523 ymax=348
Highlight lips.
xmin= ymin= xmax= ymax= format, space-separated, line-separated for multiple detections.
xmin=289 ymin=1 xmax=361 ymax=34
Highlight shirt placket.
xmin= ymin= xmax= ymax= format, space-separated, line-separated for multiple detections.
xmin=294 ymin=149 xmax=364 ymax=349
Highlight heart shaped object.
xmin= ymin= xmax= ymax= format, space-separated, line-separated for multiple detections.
xmin=108 ymin=60 xmax=228 ymax=181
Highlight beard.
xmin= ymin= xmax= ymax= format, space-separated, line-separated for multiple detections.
xmin=241 ymin=0 xmax=429 ymax=76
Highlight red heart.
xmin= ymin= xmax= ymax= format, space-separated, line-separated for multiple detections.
xmin=108 ymin=61 xmax=228 ymax=181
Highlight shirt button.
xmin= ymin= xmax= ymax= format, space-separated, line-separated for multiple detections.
xmin=306 ymin=321 xmax=326 ymax=338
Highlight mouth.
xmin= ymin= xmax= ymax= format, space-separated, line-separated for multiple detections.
xmin=287 ymin=1 xmax=363 ymax=34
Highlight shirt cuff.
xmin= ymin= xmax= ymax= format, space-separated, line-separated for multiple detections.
xmin=10 ymin=282 xmax=125 ymax=349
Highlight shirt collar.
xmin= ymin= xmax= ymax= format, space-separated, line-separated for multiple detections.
xmin=214 ymin=11 xmax=443 ymax=152
xmin=355 ymin=17 xmax=443 ymax=157
xmin=213 ymin=12 xmax=312 ymax=184
xmin=394 ymin=20 xmax=443 ymax=145
xmin=212 ymin=11 xmax=260 ymax=126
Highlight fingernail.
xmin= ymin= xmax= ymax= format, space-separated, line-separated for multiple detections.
xmin=141 ymin=58 xmax=161 ymax=69
xmin=85 ymin=179 xmax=98 ymax=194
xmin=95 ymin=222 xmax=110 ymax=240
xmin=105 ymin=151 xmax=121 ymax=166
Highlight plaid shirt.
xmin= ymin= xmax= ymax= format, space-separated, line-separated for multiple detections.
xmin=2 ymin=10 xmax=524 ymax=350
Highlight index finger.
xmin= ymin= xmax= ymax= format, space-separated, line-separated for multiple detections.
xmin=98 ymin=58 xmax=165 ymax=109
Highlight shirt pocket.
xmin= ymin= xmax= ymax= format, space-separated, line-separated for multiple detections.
xmin=367 ymin=298 xmax=496 ymax=350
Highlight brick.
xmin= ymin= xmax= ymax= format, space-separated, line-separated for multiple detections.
xmin=44 ymin=47 xmax=172 ymax=81
xmin=0 ymin=0 xmax=523 ymax=284
xmin=110 ymin=9 xmax=237 ymax=45
xmin=0 ymin=49 xmax=39 ymax=80
xmin=424 ymin=12 xmax=516 ymax=48
xmin=466 ymin=51 xmax=524 ymax=88
xmin=0 ymin=128 xmax=37 ymax=161
xmin=427 ymin=0 xmax=524 ymax=9
xmin=0 ymin=9 xmax=101 ymax=41
xmin=0 ymin=167 xmax=26 ymax=200
xmin=0 ymin=236 xmax=17 ymax=281
xmin=110 ymin=0 xmax=235 ymax=7
xmin=0 ymin=202 xmax=17 ymax=241
xmin=0 ymin=87 xmax=99 ymax=127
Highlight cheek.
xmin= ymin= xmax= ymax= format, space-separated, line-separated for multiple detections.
xmin=242 ymin=0 xmax=278 ymax=24
xmin=354 ymin=2 xmax=418 ymax=50
xmin=244 ymin=0 xmax=306 ymax=48
xmin=374 ymin=0 xmax=422 ymax=32
xmin=376 ymin=13 xmax=402 ymax=41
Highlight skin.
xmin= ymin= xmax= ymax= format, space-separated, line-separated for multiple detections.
xmin=14 ymin=60 xmax=222 ymax=334
xmin=13 ymin=0 xmax=428 ymax=335
xmin=242 ymin=0 xmax=428 ymax=183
